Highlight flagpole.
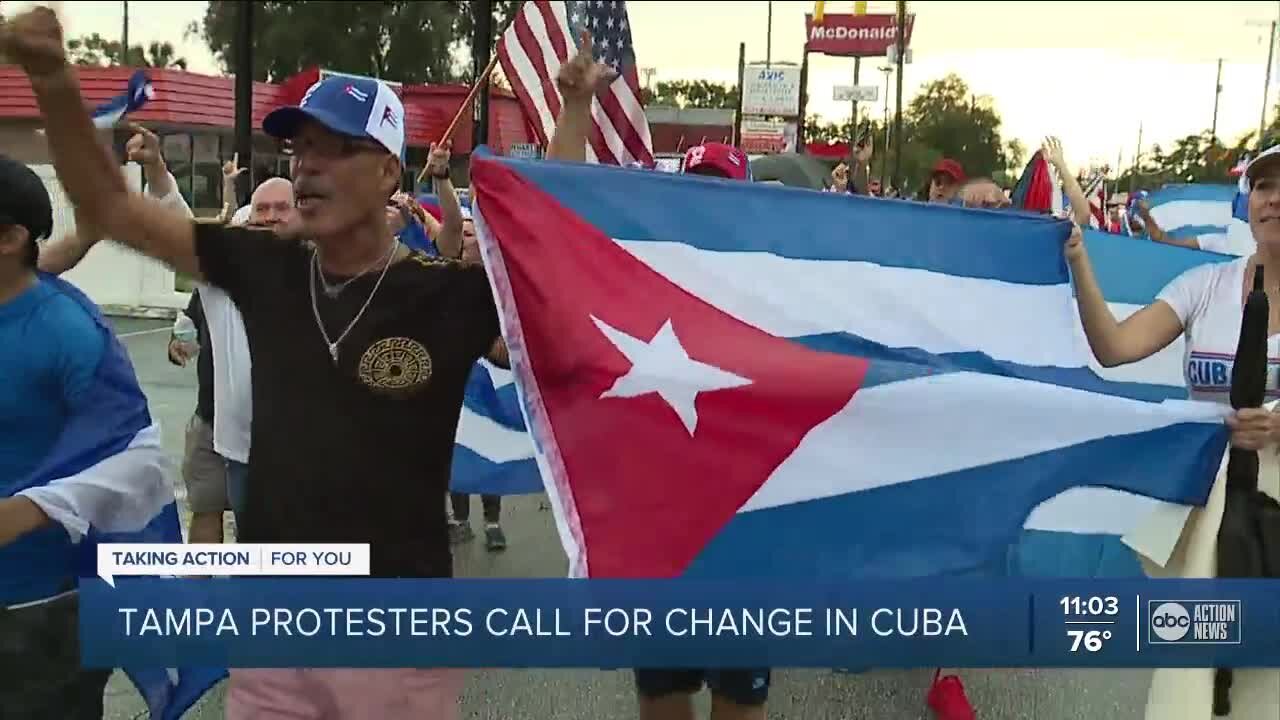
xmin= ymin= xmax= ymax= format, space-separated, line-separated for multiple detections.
xmin=416 ymin=54 xmax=500 ymax=186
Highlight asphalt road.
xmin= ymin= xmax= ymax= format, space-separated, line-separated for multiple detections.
xmin=101 ymin=317 xmax=1154 ymax=720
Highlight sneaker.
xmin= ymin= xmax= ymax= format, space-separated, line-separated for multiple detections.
xmin=449 ymin=522 xmax=474 ymax=544
xmin=485 ymin=524 xmax=507 ymax=552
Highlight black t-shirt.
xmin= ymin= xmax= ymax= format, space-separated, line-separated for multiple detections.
xmin=183 ymin=290 xmax=215 ymax=422
xmin=192 ymin=223 xmax=500 ymax=578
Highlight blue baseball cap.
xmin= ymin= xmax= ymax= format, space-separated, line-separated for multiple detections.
xmin=263 ymin=75 xmax=406 ymax=160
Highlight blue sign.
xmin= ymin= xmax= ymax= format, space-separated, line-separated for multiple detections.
xmin=79 ymin=579 xmax=1280 ymax=669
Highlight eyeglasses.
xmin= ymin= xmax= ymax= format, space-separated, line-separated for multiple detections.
xmin=278 ymin=135 xmax=385 ymax=161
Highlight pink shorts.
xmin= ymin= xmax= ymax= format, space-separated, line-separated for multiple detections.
xmin=226 ymin=668 xmax=466 ymax=720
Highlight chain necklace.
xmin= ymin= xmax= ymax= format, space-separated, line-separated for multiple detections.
xmin=309 ymin=240 xmax=399 ymax=365
xmin=315 ymin=242 xmax=395 ymax=298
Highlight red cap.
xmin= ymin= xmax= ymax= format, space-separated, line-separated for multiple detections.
xmin=683 ymin=143 xmax=749 ymax=181
xmin=931 ymin=158 xmax=966 ymax=183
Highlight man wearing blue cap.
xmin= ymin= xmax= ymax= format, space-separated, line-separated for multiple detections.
xmin=2 ymin=7 xmax=501 ymax=718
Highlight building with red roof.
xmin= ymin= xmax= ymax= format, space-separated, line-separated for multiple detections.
xmin=0 ymin=65 xmax=538 ymax=211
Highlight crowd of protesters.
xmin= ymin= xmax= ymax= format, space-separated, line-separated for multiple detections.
xmin=1 ymin=5 xmax=1277 ymax=720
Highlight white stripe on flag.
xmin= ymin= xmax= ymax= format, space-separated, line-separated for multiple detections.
xmin=17 ymin=423 xmax=174 ymax=541
xmin=617 ymin=240 xmax=1083 ymax=368
xmin=458 ymin=407 xmax=536 ymax=464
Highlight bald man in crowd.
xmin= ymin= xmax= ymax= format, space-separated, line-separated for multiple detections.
xmin=173 ymin=175 xmax=300 ymax=542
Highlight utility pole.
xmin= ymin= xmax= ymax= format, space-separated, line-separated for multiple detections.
xmin=892 ymin=0 xmax=906 ymax=190
xmin=233 ymin=1 xmax=254 ymax=207
xmin=880 ymin=65 xmax=892 ymax=186
xmin=473 ymin=0 xmax=493 ymax=154
xmin=1212 ymin=58 xmax=1223 ymax=139
xmin=733 ymin=42 xmax=746 ymax=147
xmin=1265 ymin=21 xmax=1277 ymax=143
xmin=1249 ymin=12 xmax=1279 ymax=144
xmin=121 ymin=0 xmax=129 ymax=66
xmin=851 ymin=58 xmax=861 ymax=146
xmin=1130 ymin=123 xmax=1143 ymax=193
xmin=766 ymin=1 xmax=773 ymax=68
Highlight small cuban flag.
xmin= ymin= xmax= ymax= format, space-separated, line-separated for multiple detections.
xmin=90 ymin=70 xmax=155 ymax=129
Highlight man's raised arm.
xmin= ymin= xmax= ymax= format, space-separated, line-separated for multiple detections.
xmin=1 ymin=7 xmax=201 ymax=278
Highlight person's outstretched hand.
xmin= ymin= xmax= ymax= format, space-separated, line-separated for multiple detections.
xmin=556 ymin=31 xmax=617 ymax=106
xmin=1065 ymin=222 xmax=1085 ymax=263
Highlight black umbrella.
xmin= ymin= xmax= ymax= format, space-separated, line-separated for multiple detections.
xmin=1214 ymin=264 xmax=1280 ymax=716
xmin=748 ymin=153 xmax=835 ymax=191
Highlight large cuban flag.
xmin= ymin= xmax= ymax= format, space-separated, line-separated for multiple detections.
xmin=469 ymin=155 xmax=1233 ymax=580
xmin=2 ymin=274 xmax=224 ymax=719
xmin=1146 ymin=183 xmax=1252 ymax=256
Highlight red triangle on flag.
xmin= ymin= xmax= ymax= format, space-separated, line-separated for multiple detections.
xmin=471 ymin=159 xmax=869 ymax=577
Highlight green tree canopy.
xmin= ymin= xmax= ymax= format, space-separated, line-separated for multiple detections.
xmin=805 ymin=74 xmax=1013 ymax=193
xmin=905 ymin=74 xmax=1007 ymax=180
xmin=1118 ymin=130 xmax=1254 ymax=190
xmin=643 ymin=80 xmax=738 ymax=110
xmin=66 ymin=33 xmax=188 ymax=69
xmin=195 ymin=1 xmax=518 ymax=84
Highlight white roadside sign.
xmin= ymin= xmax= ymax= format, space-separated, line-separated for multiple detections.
xmin=742 ymin=64 xmax=802 ymax=117
xmin=833 ymin=85 xmax=880 ymax=103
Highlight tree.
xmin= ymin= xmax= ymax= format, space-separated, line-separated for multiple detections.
xmin=905 ymin=74 xmax=1008 ymax=181
xmin=196 ymin=1 xmax=514 ymax=84
xmin=66 ymin=33 xmax=188 ymax=69
xmin=1004 ymin=139 xmax=1027 ymax=175
xmin=1118 ymin=130 xmax=1253 ymax=190
xmin=643 ymin=80 xmax=738 ymax=110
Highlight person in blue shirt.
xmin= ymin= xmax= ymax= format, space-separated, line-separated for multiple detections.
xmin=0 ymin=152 xmax=112 ymax=718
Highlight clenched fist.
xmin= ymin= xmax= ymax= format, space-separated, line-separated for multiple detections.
xmin=0 ymin=6 xmax=68 ymax=79
xmin=556 ymin=31 xmax=617 ymax=107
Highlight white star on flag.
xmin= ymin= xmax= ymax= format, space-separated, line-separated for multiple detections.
xmin=591 ymin=316 xmax=752 ymax=435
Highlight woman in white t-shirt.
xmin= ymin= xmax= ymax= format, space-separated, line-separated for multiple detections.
xmin=1068 ymin=149 xmax=1280 ymax=720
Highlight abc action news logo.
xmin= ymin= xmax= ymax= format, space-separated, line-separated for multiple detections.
xmin=1148 ymin=601 xmax=1242 ymax=645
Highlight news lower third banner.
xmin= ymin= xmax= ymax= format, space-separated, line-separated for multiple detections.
xmin=79 ymin=575 xmax=1280 ymax=668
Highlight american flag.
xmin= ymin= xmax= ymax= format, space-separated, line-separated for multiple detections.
xmin=497 ymin=0 xmax=654 ymax=167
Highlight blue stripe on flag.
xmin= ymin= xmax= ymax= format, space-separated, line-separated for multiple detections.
xmin=683 ymin=421 xmax=1226 ymax=579
xmin=1147 ymin=184 xmax=1236 ymax=204
xmin=792 ymin=333 xmax=1187 ymax=402
xmin=505 ymin=157 xmax=1070 ymax=285
xmin=1081 ymin=228 xmax=1235 ymax=306
xmin=1166 ymin=224 xmax=1228 ymax=239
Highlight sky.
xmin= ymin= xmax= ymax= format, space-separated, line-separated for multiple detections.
xmin=18 ymin=0 xmax=1280 ymax=171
